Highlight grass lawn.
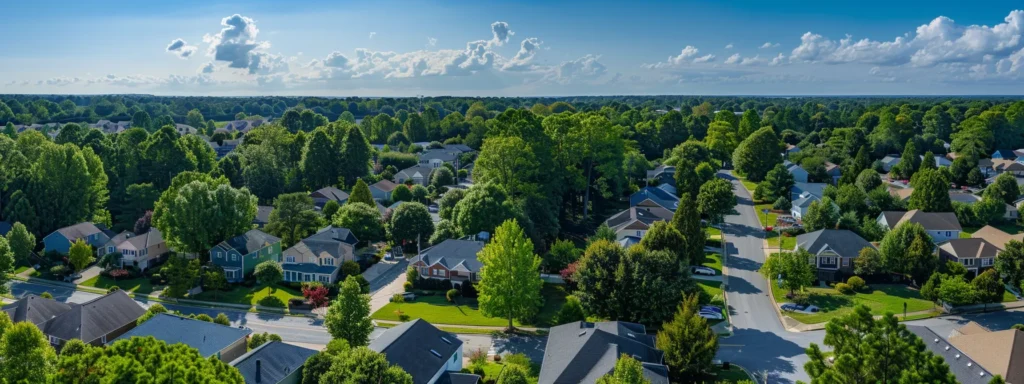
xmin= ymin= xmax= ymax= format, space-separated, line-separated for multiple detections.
xmin=711 ymin=365 xmax=755 ymax=383
xmin=373 ymin=284 xmax=568 ymax=327
xmin=771 ymin=283 xmax=935 ymax=324
xmin=766 ymin=232 xmax=796 ymax=250
xmin=706 ymin=227 xmax=722 ymax=239
xmin=13 ymin=265 xmax=30 ymax=274
xmin=192 ymin=283 xmax=302 ymax=308
xmin=702 ymin=253 xmax=723 ymax=275
xmin=79 ymin=275 xmax=162 ymax=294
xmin=699 ymin=280 xmax=723 ymax=298
xmin=753 ymin=203 xmax=778 ymax=227
xmin=1004 ymin=290 xmax=1019 ymax=302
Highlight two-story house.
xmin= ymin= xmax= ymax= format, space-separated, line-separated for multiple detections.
xmin=281 ymin=226 xmax=359 ymax=284
xmin=603 ymin=207 xmax=670 ymax=241
xmin=539 ymin=321 xmax=669 ymax=384
xmin=877 ymin=210 xmax=963 ymax=243
xmin=937 ymin=238 xmax=1000 ymax=277
xmin=785 ymin=160 xmax=810 ymax=183
xmin=418 ymin=149 xmax=458 ymax=169
xmin=794 ymin=229 xmax=875 ymax=282
xmin=409 ymin=239 xmax=485 ymax=288
xmin=369 ymin=179 xmax=399 ymax=202
xmin=43 ymin=222 xmax=114 ymax=254
xmin=231 ymin=341 xmax=318 ymax=384
xmin=395 ymin=165 xmax=434 ymax=186
xmin=369 ymin=319 xmax=479 ymax=384
xmin=99 ymin=228 xmax=169 ymax=272
xmin=629 ymin=186 xmax=678 ymax=213
xmin=210 ymin=229 xmax=283 ymax=283
xmin=2 ymin=290 xmax=145 ymax=349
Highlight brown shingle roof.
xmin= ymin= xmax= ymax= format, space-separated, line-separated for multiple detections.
xmin=949 ymin=323 xmax=1024 ymax=384
xmin=972 ymin=225 xmax=1024 ymax=249
xmin=886 ymin=210 xmax=962 ymax=231
xmin=938 ymin=238 xmax=1000 ymax=259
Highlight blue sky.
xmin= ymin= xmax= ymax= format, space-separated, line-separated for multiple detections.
xmin=3 ymin=0 xmax=1024 ymax=95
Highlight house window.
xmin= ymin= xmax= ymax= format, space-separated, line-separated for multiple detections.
xmin=48 ymin=335 xmax=60 ymax=345
xmin=319 ymin=275 xmax=328 ymax=283
xmin=231 ymin=254 xmax=238 ymax=262
xmin=285 ymin=256 xmax=295 ymax=263
xmin=636 ymin=231 xmax=643 ymax=237
xmin=216 ymin=252 xmax=223 ymax=259
xmin=322 ymin=258 xmax=334 ymax=266
xmin=963 ymin=258 xmax=976 ymax=266
xmin=820 ymin=257 xmax=835 ymax=265
xmin=841 ymin=258 xmax=849 ymax=267
xmin=983 ymin=258 xmax=994 ymax=267
xmin=946 ymin=231 xmax=952 ymax=237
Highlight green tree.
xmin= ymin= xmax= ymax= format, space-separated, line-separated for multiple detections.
xmin=803 ymin=305 xmax=956 ymax=383
xmin=908 ymin=168 xmax=953 ymax=212
xmin=856 ymin=169 xmax=882 ymax=192
xmin=348 ymin=178 xmax=374 ymax=206
xmin=612 ymin=246 xmax=693 ymax=324
xmin=803 ymin=197 xmax=840 ymax=231
xmin=322 ymin=200 xmax=341 ymax=221
xmin=761 ymin=248 xmax=816 ymax=295
xmin=387 ymin=202 xmax=434 ymax=245
xmin=1 ymin=320 xmax=57 ymax=382
xmin=161 ymin=255 xmax=200 ymax=298
xmin=30 ymin=144 xmax=105 ymax=235
xmin=324 ymin=275 xmax=374 ymax=346
xmin=891 ymin=139 xmax=921 ymax=180
xmin=453 ymin=183 xmax=516 ymax=237
xmin=203 ymin=269 xmax=227 ymax=299
xmin=141 ymin=126 xmax=196 ymax=189
xmin=732 ymin=127 xmax=782 ymax=181
xmin=705 ymin=121 xmax=738 ymax=166
xmin=474 ymin=136 xmax=540 ymax=199
xmin=430 ymin=166 xmax=455 ymax=188
xmin=478 ymin=219 xmax=544 ymax=331
xmin=334 ymin=202 xmax=384 ymax=245
xmin=132 ymin=111 xmax=152 ymax=131
xmin=879 ymin=222 xmax=932 ymax=280
xmin=301 ymin=129 xmax=339 ymax=190
xmin=178 ymin=134 xmax=217 ymax=173
xmin=854 ymin=248 xmax=883 ymax=276
xmin=248 ymin=332 xmax=283 ymax=349
xmin=213 ymin=313 xmax=230 ymax=326
xmin=545 ymin=238 xmax=582 ymax=273
xmin=153 ymin=178 xmax=257 ymax=255
xmin=738 ymin=109 xmax=760 ymax=138
xmin=672 ymin=193 xmax=706 ymax=266
xmin=552 ymin=295 xmax=587 ymax=324
xmin=265 ymin=192 xmax=323 ymax=247
xmin=185 ymin=108 xmax=206 ymax=129
xmin=392 ymin=184 xmax=413 ymax=202
xmin=972 ymin=269 xmax=1005 ymax=304
xmin=68 ymin=238 xmax=94 ymax=273
xmin=939 ymin=274 xmax=977 ymax=306
xmin=137 ymin=303 xmax=168 ymax=325
xmin=5 ymin=222 xmax=33 ymax=268
xmin=404 ymin=113 xmax=428 ymax=142
xmin=597 ymin=355 xmax=651 ymax=384
xmin=496 ymin=363 xmax=530 ymax=384
xmin=411 ymin=185 xmax=429 ymax=203
xmin=438 ymin=188 xmax=467 ymax=221
xmin=639 ymin=221 xmax=689 ymax=267
xmin=697 ymin=178 xmax=737 ymax=223
xmin=656 ymin=294 xmax=718 ymax=383
xmin=997 ymin=240 xmax=1024 ymax=288
xmin=985 ymin=172 xmax=1020 ymax=205
xmin=0 ymin=237 xmax=13 ymax=294
xmin=52 ymin=336 xmax=244 ymax=383
xmin=429 ymin=219 xmax=462 ymax=245
xmin=254 ymin=260 xmax=283 ymax=286
xmin=759 ymin=163 xmax=795 ymax=202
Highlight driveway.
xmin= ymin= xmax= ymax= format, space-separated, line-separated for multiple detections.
xmin=72 ymin=266 xmax=101 ymax=284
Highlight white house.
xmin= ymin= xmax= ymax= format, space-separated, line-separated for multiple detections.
xmin=877 ymin=210 xmax=963 ymax=243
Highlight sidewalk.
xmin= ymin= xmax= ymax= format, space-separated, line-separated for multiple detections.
xmin=373 ymin=319 xmax=545 ymax=332
xmin=72 ymin=266 xmax=101 ymax=284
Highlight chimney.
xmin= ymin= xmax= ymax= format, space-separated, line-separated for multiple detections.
xmin=255 ymin=360 xmax=262 ymax=384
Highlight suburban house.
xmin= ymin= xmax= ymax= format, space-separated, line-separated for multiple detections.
xmin=230 ymin=341 xmax=318 ymax=384
xmin=981 ymin=158 xmax=1024 ymax=177
xmin=174 ymin=123 xmax=198 ymax=136
xmin=618 ymin=236 xmax=642 ymax=250
xmin=90 ymin=120 xmax=131 ymax=134
xmin=972 ymin=225 xmax=1024 ymax=249
xmin=604 ymin=207 xmax=671 ymax=240
xmin=43 ymin=222 xmax=114 ymax=254
xmin=114 ymin=313 xmax=251 ymax=362
xmin=369 ymin=319 xmax=479 ymax=384
xmin=208 ymin=138 xmax=242 ymax=159
xmin=254 ymin=205 xmax=273 ymax=228
xmin=948 ymin=192 xmax=1020 ymax=221
xmin=889 ymin=187 xmax=914 ymax=202
xmin=937 ymin=238 xmax=999 ymax=277
xmin=880 ymin=155 xmax=901 ymax=172
xmin=99 ymin=228 xmax=169 ymax=271
xmin=794 ymin=229 xmax=875 ymax=282
xmin=310 ymin=186 xmax=349 ymax=208
xmin=784 ymin=144 xmax=801 ymax=157
xmin=921 ymin=155 xmax=952 ymax=168
xmin=905 ymin=325 xmax=994 ymax=384
xmin=791 ymin=182 xmax=827 ymax=202
xmin=655 ymin=183 xmax=677 ymax=196
xmin=992 ymin=149 xmax=1020 ymax=160
xmin=396 ymin=165 xmax=434 ymax=186
xmin=3 ymin=291 xmax=145 ymax=348
xmin=785 ymin=160 xmax=809 ymax=183
xmin=629 ymin=186 xmax=679 ymax=212
xmin=0 ymin=220 xmax=11 ymax=237
xmin=944 ymin=322 xmax=1024 ymax=384
xmin=646 ymin=164 xmax=676 ymax=186
xmin=443 ymin=144 xmax=474 ymax=154
xmin=281 ymin=226 xmax=359 ymax=284
xmin=210 ymin=229 xmax=283 ymax=283
xmin=418 ymin=149 xmax=459 ymax=169
xmin=221 ymin=119 xmax=267 ymax=133
xmin=409 ymin=239 xmax=485 ymax=288
xmin=539 ymin=321 xmax=669 ymax=384
xmin=370 ymin=179 xmax=400 ymax=201
xmin=790 ymin=192 xmax=834 ymax=220
xmin=877 ymin=210 xmax=962 ymax=243
xmin=823 ymin=161 xmax=841 ymax=184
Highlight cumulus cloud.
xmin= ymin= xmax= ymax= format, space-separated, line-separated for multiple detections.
xmin=489 ymin=21 xmax=513 ymax=46
xmin=724 ymin=53 xmax=741 ymax=64
xmin=725 ymin=43 xmax=734 ymax=49
xmin=643 ymin=46 xmax=715 ymax=68
xmin=203 ymin=14 xmax=270 ymax=74
xmin=166 ymin=38 xmax=197 ymax=59
xmin=369 ymin=32 xmax=376 ymax=39
xmin=200 ymin=62 xmax=216 ymax=74
xmin=760 ymin=42 xmax=780 ymax=49
xmin=427 ymin=37 xmax=437 ymax=46
xmin=502 ymin=38 xmax=543 ymax=71
xmin=549 ymin=54 xmax=607 ymax=84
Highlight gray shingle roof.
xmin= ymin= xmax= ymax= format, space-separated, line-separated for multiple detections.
xmin=791 ymin=182 xmax=827 ymax=201
xmin=436 ymin=372 xmax=482 ymax=384
xmin=419 ymin=149 xmax=457 ymax=162
xmin=230 ymin=341 xmax=317 ymax=384
xmin=795 ymin=229 xmax=875 ymax=257
xmin=882 ymin=210 xmax=963 ymax=231
xmin=397 ymin=165 xmax=434 ymax=180
xmin=444 ymin=144 xmax=474 ymax=154
xmin=254 ymin=205 xmax=273 ymax=226
xmin=44 ymin=290 xmax=146 ymax=343
xmin=369 ymin=319 xmax=464 ymax=384
xmin=410 ymin=239 xmax=485 ymax=273
xmin=604 ymin=207 xmax=668 ymax=232
xmin=55 ymin=222 xmax=105 ymax=241
xmin=371 ymin=179 xmax=399 ymax=193
xmin=792 ymin=193 xmax=821 ymax=209
xmin=905 ymin=325 xmax=992 ymax=384
xmin=216 ymin=229 xmax=281 ymax=255
xmin=310 ymin=187 xmax=349 ymax=204
xmin=629 ymin=187 xmax=678 ymax=211
xmin=114 ymin=313 xmax=252 ymax=357
xmin=539 ymin=321 xmax=668 ymax=384
xmin=2 ymin=294 xmax=73 ymax=327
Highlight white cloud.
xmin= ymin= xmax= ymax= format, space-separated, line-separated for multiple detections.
xmin=549 ymin=54 xmax=607 ymax=84
xmin=643 ymin=46 xmax=716 ymax=68
xmin=427 ymin=37 xmax=437 ymax=46
xmin=489 ymin=21 xmax=513 ymax=46
xmin=693 ymin=54 xmax=716 ymax=63
xmin=760 ymin=42 xmax=780 ymax=49
xmin=202 ymin=14 xmax=271 ymax=74
xmin=200 ymin=62 xmax=216 ymax=74
xmin=369 ymin=32 xmax=376 ymax=39
xmin=740 ymin=55 xmax=766 ymax=66
xmin=770 ymin=53 xmax=786 ymax=66
xmin=502 ymin=38 xmax=543 ymax=71
xmin=165 ymin=38 xmax=197 ymax=59
xmin=725 ymin=43 xmax=734 ymax=49
xmin=724 ymin=53 xmax=741 ymax=64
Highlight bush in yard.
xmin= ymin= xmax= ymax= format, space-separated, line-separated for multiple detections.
xmin=553 ymin=295 xmax=587 ymax=324
xmin=446 ymin=289 xmax=460 ymax=302
xmin=106 ymin=286 xmax=120 ymax=294
xmin=194 ymin=314 xmax=213 ymax=322
xmin=835 ymin=282 xmax=854 ymax=295
xmin=403 ymin=281 xmax=413 ymax=291
xmin=406 ymin=266 xmax=419 ymax=283
xmin=258 ymin=296 xmax=286 ymax=308
xmin=41 ymin=291 xmax=53 ymax=299
xmin=302 ymin=282 xmax=331 ymax=308
xmin=149 ymin=273 xmax=162 ymax=285
xmin=493 ymin=354 xmax=502 ymax=362
xmin=847 ymin=276 xmax=866 ymax=292
xmin=398 ymin=314 xmax=411 ymax=321
xmin=214 ymin=313 xmax=230 ymax=326
xmin=254 ymin=260 xmax=284 ymax=286
xmin=341 ymin=261 xmax=361 ymax=278
xmin=468 ymin=348 xmax=488 ymax=366
xmin=248 ymin=332 xmax=283 ymax=349
xmin=972 ymin=269 xmax=1005 ymax=304
xmin=49 ymin=265 xmax=69 ymax=277
xmin=773 ymin=197 xmax=791 ymax=211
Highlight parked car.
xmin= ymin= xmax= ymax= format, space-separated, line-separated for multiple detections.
xmin=392 ymin=292 xmax=416 ymax=302
xmin=780 ymin=303 xmax=820 ymax=313
xmin=691 ymin=266 xmax=717 ymax=276
xmin=698 ymin=310 xmax=723 ymax=320
xmin=701 ymin=305 xmax=722 ymax=312
xmin=428 ymin=204 xmax=439 ymax=213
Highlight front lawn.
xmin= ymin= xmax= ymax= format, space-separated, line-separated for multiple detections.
xmin=766 ymin=232 xmax=796 ymax=251
xmin=699 ymin=280 xmax=723 ymax=298
xmin=372 ymin=284 xmax=567 ymax=327
xmin=1004 ymin=290 xmax=1019 ymax=302
xmin=771 ymin=283 xmax=935 ymax=324
xmin=13 ymin=265 xmax=31 ymax=275
xmin=753 ymin=203 xmax=778 ymax=227
xmin=702 ymin=253 xmax=722 ymax=275
xmin=192 ymin=283 xmax=303 ymax=308
xmin=79 ymin=275 xmax=162 ymax=294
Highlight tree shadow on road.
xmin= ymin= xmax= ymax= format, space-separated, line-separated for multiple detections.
xmin=717 ymin=328 xmax=810 ymax=384
xmin=725 ymin=276 xmax=763 ymax=295
xmin=492 ymin=333 xmax=548 ymax=362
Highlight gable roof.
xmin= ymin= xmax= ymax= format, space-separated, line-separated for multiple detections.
xmin=882 ymin=210 xmax=962 ymax=231
xmin=43 ymin=290 xmax=146 ymax=343
xmin=310 ymin=187 xmax=349 ymax=203
xmin=53 ymin=222 xmax=107 ymax=241
xmin=2 ymin=294 xmax=73 ymax=327
xmin=214 ymin=229 xmax=281 ymax=255
xmin=410 ymin=239 xmax=485 ymax=273
xmin=994 ymin=149 xmax=1018 ymax=159
xmin=397 ymin=165 xmax=434 ymax=180
xmin=114 ymin=313 xmax=252 ymax=357
xmin=949 ymin=323 xmax=1024 ymax=384
xmin=254 ymin=205 xmax=273 ymax=226
xmin=283 ymin=226 xmax=359 ymax=263
xmin=646 ymin=164 xmax=675 ymax=179
xmin=444 ymin=144 xmax=474 ymax=154
xmin=881 ymin=155 xmax=901 ymax=165
xmin=791 ymin=182 xmax=827 ymax=200
xmin=369 ymin=319 xmax=464 ymax=384
xmin=905 ymin=325 xmax=993 ymax=384
xmin=604 ymin=207 xmax=669 ymax=232
xmin=436 ymin=372 xmax=482 ymax=384
xmin=419 ymin=149 xmax=457 ymax=162
xmin=371 ymin=179 xmax=399 ymax=193
xmin=118 ymin=228 xmax=164 ymax=251
xmin=792 ymin=193 xmax=821 ymax=209
xmin=972 ymin=225 xmax=1024 ymax=249
xmin=938 ymin=238 xmax=1001 ymax=260
xmin=230 ymin=341 xmax=317 ymax=384
xmin=539 ymin=321 xmax=668 ymax=384
xmin=795 ymin=229 xmax=874 ymax=257
xmin=629 ymin=187 xmax=679 ymax=211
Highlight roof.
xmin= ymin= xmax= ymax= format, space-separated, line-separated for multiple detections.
xmin=436 ymin=372 xmax=482 ymax=384
xmin=0 ymin=221 xmax=11 ymax=237
xmin=994 ymin=149 xmax=1018 ymax=159
xmin=824 ymin=161 xmax=840 ymax=173
xmin=881 ymin=155 xmax=901 ymax=165
xmin=792 ymin=182 xmax=827 ymax=200
xmin=53 ymin=222 xmax=106 ymax=241
xmin=419 ymin=149 xmax=457 ymax=162
xmin=281 ymin=263 xmax=338 ymax=274
xmin=2 ymin=294 xmax=73 ymax=327
xmin=310 ymin=187 xmax=349 ymax=203
xmin=411 ymin=239 xmax=484 ymax=273
xmin=44 ymin=290 xmax=146 ymax=342
xmin=972 ymin=225 xmax=1024 ymax=248
xmin=371 ymin=179 xmax=399 ymax=193
xmin=948 ymin=192 xmax=982 ymax=204
xmin=792 ymin=193 xmax=821 ymax=209
xmin=905 ymin=325 xmax=992 ymax=384
xmin=230 ymin=341 xmax=317 ymax=384
xmin=397 ymin=165 xmax=434 ymax=180
xmin=938 ymin=238 xmax=1000 ymax=260
xmin=880 ymin=210 xmax=962 ymax=231
xmin=948 ymin=323 xmax=1024 ymax=384
xmin=889 ymin=187 xmax=914 ymax=201
xmin=369 ymin=319 xmax=464 ymax=384
xmin=444 ymin=144 xmax=474 ymax=153
xmin=215 ymin=229 xmax=281 ymax=255
xmin=618 ymin=236 xmax=642 ymax=250
xmin=539 ymin=321 xmax=668 ymax=384
xmin=604 ymin=207 xmax=669 ymax=232
xmin=283 ymin=226 xmax=358 ymax=266
xmin=114 ymin=313 xmax=252 ymax=357
xmin=795 ymin=229 xmax=874 ymax=257
xmin=646 ymin=164 xmax=675 ymax=179
xmin=254 ymin=206 xmax=273 ymax=225
xmin=654 ymin=183 xmax=677 ymax=196
xmin=119 ymin=228 xmax=164 ymax=251
xmin=629 ymin=187 xmax=679 ymax=211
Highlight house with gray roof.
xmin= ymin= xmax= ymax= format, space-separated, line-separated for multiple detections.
xmin=794 ymin=229 xmax=875 ymax=282
xmin=211 ymin=229 xmax=282 ymax=283
xmin=3 ymin=290 xmax=145 ymax=349
xmin=603 ymin=207 xmax=671 ymax=241
xmin=444 ymin=144 xmax=474 ymax=154
xmin=419 ymin=149 xmax=459 ymax=169
xmin=114 ymin=313 xmax=251 ymax=362
xmin=791 ymin=182 xmax=828 ymax=202
xmin=43 ymin=222 xmax=113 ymax=254
xmin=396 ymin=165 xmax=435 ymax=186
xmin=254 ymin=205 xmax=273 ymax=228
xmin=877 ymin=210 xmax=962 ymax=243
xmin=937 ymin=238 xmax=1000 ymax=277
xmin=98 ymin=228 xmax=169 ymax=271
xmin=282 ymin=226 xmax=359 ymax=284
xmin=789 ymin=192 xmax=823 ymax=220
xmin=230 ymin=341 xmax=318 ymax=384
xmin=646 ymin=164 xmax=675 ymax=186
xmin=310 ymin=186 xmax=349 ymax=208
xmin=221 ymin=119 xmax=267 ymax=134
xmin=629 ymin=186 xmax=678 ymax=212
xmin=539 ymin=321 xmax=668 ymax=384
xmin=409 ymin=239 xmax=485 ymax=288
xmin=369 ymin=319 xmax=478 ymax=384
xmin=785 ymin=160 xmax=809 ymax=183
xmin=880 ymin=155 xmax=901 ymax=172
xmin=370 ymin=179 xmax=400 ymax=201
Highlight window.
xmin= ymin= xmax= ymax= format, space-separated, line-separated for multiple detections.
xmin=322 ymin=258 xmax=335 ymax=266
xmin=947 ymin=231 xmax=952 ymax=237
xmin=285 ymin=256 xmax=295 ymax=263
xmin=231 ymin=254 xmax=238 ymax=262
xmin=819 ymin=257 xmax=835 ymax=265
xmin=225 ymin=270 xmax=235 ymax=279
xmin=983 ymin=258 xmax=994 ymax=267
xmin=216 ymin=252 xmax=223 ymax=259
xmin=841 ymin=258 xmax=849 ymax=267
xmin=963 ymin=258 xmax=976 ymax=266
xmin=48 ymin=335 xmax=60 ymax=345
xmin=636 ymin=230 xmax=643 ymax=237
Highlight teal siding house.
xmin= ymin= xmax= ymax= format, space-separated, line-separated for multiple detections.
xmin=210 ymin=230 xmax=282 ymax=283
xmin=43 ymin=222 xmax=113 ymax=255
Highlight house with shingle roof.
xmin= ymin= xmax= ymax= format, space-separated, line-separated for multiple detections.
xmin=945 ymin=322 xmax=1024 ymax=384
xmin=43 ymin=222 xmax=114 ymax=254
xmin=972 ymin=225 xmax=1024 ymax=249
xmin=114 ymin=313 xmax=251 ymax=362
xmin=369 ymin=319 xmax=478 ymax=384
xmin=98 ymin=228 xmax=169 ymax=271
xmin=539 ymin=321 xmax=668 ymax=384
xmin=603 ymin=207 xmax=671 ymax=241
xmin=396 ymin=165 xmax=435 ymax=186
xmin=254 ymin=205 xmax=273 ymax=228
xmin=211 ymin=229 xmax=282 ymax=283
xmin=794 ymin=229 xmax=875 ymax=282
xmin=646 ymin=164 xmax=675 ymax=186
xmin=418 ymin=149 xmax=459 ymax=169
xmin=310 ymin=186 xmax=349 ymax=209
xmin=409 ymin=239 xmax=485 ymax=288
xmin=937 ymin=238 xmax=999 ymax=277
xmin=877 ymin=210 xmax=962 ymax=243
xmin=281 ymin=226 xmax=359 ymax=284
xmin=370 ymin=179 xmax=400 ymax=201
xmin=905 ymin=325 xmax=993 ymax=384
xmin=629 ymin=186 xmax=678 ymax=212
xmin=3 ymin=290 xmax=145 ymax=349
xmin=785 ymin=160 xmax=809 ymax=183
xmin=824 ymin=161 xmax=841 ymax=184
xmin=230 ymin=341 xmax=318 ymax=384
xmin=791 ymin=182 xmax=827 ymax=202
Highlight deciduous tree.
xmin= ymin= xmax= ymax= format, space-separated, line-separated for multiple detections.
xmin=732 ymin=127 xmax=782 ymax=181
xmin=761 ymin=248 xmax=816 ymax=295
xmin=997 ymin=240 xmax=1024 ymax=288
xmin=325 ymin=275 xmax=374 ymax=346
xmin=1 ymin=319 xmax=56 ymax=382
xmin=656 ymin=294 xmax=718 ymax=383
xmin=68 ymin=239 xmax=94 ymax=273
xmin=334 ymin=202 xmax=384 ymax=245
xmin=254 ymin=260 xmax=283 ymax=286
xmin=478 ymin=219 xmax=543 ymax=331
xmin=265 ymin=192 xmax=323 ymax=247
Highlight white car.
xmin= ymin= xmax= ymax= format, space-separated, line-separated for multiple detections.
xmin=698 ymin=310 xmax=724 ymax=320
xmin=691 ymin=266 xmax=716 ymax=276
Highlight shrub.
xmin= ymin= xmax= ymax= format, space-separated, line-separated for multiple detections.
xmin=503 ymin=353 xmax=531 ymax=369
xmin=493 ymin=354 xmax=502 ymax=362
xmin=50 ymin=265 xmax=69 ymax=277
xmin=461 ymin=280 xmax=478 ymax=298
xmin=41 ymin=292 xmax=53 ymax=299
xmin=398 ymin=314 xmax=411 ymax=322
xmin=107 ymin=286 xmax=121 ymax=294
xmin=847 ymin=276 xmax=866 ymax=292
xmin=257 ymin=296 xmax=286 ymax=308
xmin=403 ymin=281 xmax=414 ymax=291
xmin=835 ymin=282 xmax=854 ymax=294
xmin=446 ymin=288 xmax=460 ymax=302
xmin=773 ymin=197 xmax=792 ymax=211
xmin=790 ymin=293 xmax=809 ymax=305
xmin=468 ymin=348 xmax=488 ymax=366
xmin=149 ymin=273 xmax=163 ymax=285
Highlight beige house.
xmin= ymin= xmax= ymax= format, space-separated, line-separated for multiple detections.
xmin=100 ymin=228 xmax=169 ymax=271
xmin=281 ymin=226 xmax=359 ymax=284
